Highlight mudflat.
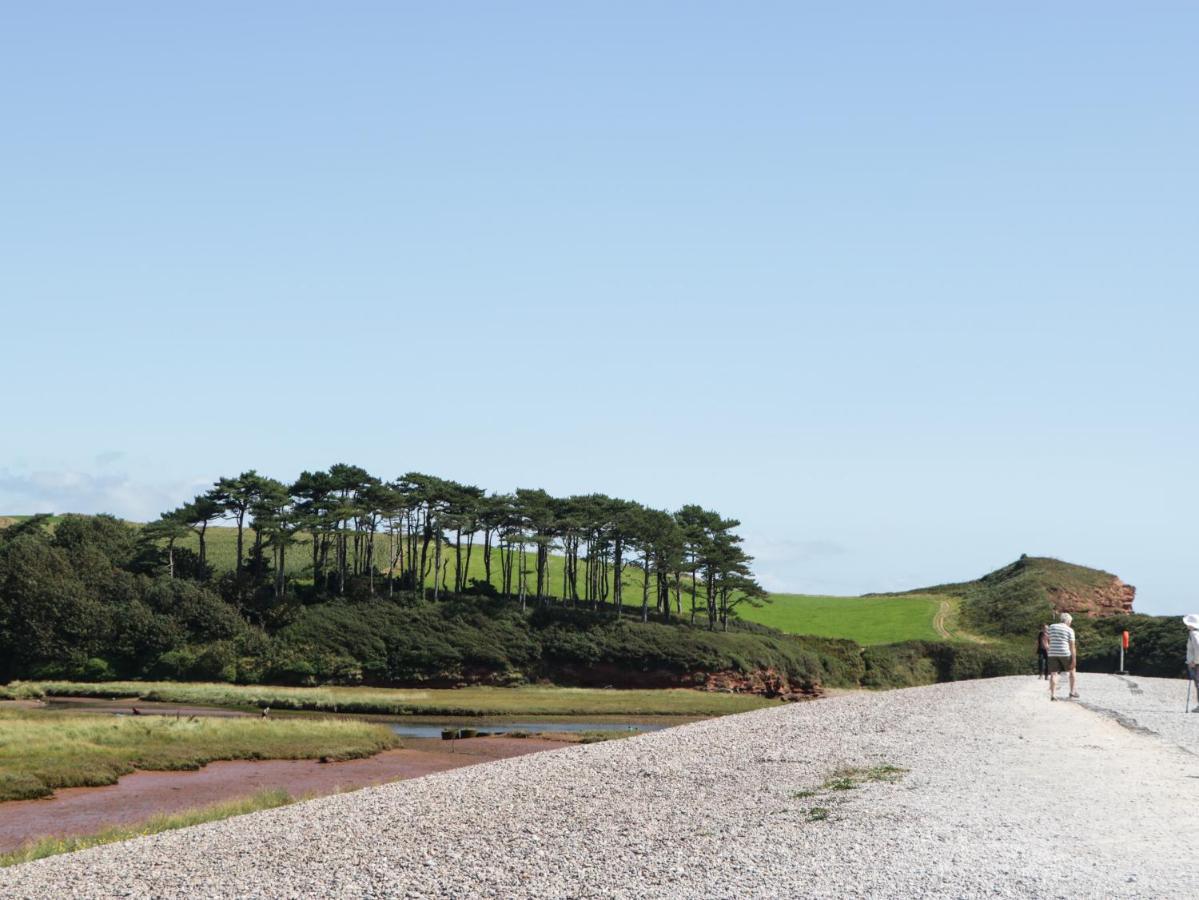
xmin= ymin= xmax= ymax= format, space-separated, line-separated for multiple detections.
xmin=0 ymin=737 xmax=559 ymax=854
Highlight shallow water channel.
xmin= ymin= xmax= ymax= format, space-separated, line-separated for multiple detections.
xmin=39 ymin=697 xmax=685 ymax=738
xmin=378 ymin=718 xmax=671 ymax=739
xmin=4 ymin=699 xmax=694 ymax=852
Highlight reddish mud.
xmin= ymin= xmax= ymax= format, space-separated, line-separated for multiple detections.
xmin=0 ymin=737 xmax=561 ymax=853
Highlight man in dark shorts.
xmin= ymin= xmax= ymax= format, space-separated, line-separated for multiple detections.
xmin=1047 ymin=612 xmax=1077 ymax=701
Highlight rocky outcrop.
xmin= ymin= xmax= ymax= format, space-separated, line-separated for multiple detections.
xmin=1048 ymin=578 xmax=1135 ymax=618
xmin=698 ymin=668 xmax=821 ymax=701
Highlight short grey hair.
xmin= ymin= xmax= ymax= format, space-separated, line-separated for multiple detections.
xmin=1059 ymin=612 xmax=1073 ymax=624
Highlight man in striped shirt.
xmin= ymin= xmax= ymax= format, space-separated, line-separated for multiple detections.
xmin=1047 ymin=612 xmax=1078 ymax=701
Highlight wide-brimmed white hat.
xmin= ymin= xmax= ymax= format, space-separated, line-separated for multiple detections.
xmin=1184 ymin=614 xmax=1199 ymax=630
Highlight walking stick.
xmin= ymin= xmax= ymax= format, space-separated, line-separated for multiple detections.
xmin=1187 ymin=676 xmax=1192 ymax=714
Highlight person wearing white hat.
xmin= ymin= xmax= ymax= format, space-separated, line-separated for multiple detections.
xmin=1185 ymin=614 xmax=1199 ymax=712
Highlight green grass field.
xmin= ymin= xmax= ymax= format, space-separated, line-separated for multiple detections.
xmin=179 ymin=525 xmax=660 ymax=595
xmin=737 ymin=593 xmax=948 ymax=645
xmin=3 ymin=682 xmax=780 ymax=717
xmin=0 ymin=707 xmax=398 ymax=802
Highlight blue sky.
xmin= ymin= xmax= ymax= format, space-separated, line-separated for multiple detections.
xmin=2 ymin=4 xmax=1196 ymax=613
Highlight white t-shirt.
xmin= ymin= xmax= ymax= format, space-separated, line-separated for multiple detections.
xmin=1047 ymin=623 xmax=1075 ymax=657
xmin=1187 ymin=629 xmax=1199 ymax=666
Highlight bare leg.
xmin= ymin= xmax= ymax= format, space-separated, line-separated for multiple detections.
xmin=1069 ymin=669 xmax=1077 ymax=696
xmin=1049 ymin=671 xmax=1057 ymax=698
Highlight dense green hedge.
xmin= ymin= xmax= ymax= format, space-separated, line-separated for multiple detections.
xmin=1073 ymin=614 xmax=1191 ymax=678
xmin=862 ymin=640 xmax=1030 ymax=688
xmin=268 ymin=600 xmax=863 ymax=691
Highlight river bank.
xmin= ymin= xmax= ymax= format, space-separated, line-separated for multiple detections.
xmin=0 ymin=736 xmax=561 ymax=855
xmin=4 ymin=675 xmax=1195 ymax=897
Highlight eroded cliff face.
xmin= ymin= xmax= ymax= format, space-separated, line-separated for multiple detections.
xmin=1047 ymin=578 xmax=1135 ymax=618
xmin=699 ymin=668 xmax=821 ymax=701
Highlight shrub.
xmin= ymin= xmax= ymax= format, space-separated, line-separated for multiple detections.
xmin=1075 ymin=614 xmax=1190 ymax=677
xmin=863 ymin=641 xmax=1029 ymax=688
xmin=81 ymin=658 xmax=116 ymax=681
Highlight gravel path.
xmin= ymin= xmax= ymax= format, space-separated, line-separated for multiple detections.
xmin=1073 ymin=672 xmax=1199 ymax=756
xmin=4 ymin=674 xmax=1198 ymax=898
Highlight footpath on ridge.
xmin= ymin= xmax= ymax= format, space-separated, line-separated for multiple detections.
xmin=2 ymin=674 xmax=1197 ymax=899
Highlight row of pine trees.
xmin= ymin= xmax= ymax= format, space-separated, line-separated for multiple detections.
xmin=148 ymin=465 xmax=765 ymax=630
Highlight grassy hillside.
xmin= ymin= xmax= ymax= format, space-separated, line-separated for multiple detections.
xmin=0 ymin=517 xmax=993 ymax=646
xmin=908 ymin=555 xmax=1121 ymax=638
xmin=0 ymin=517 xmax=1134 ymax=655
xmin=748 ymin=555 xmax=1134 ymax=648
xmin=737 ymin=593 xmax=946 ymax=645
xmin=918 ymin=555 xmax=1118 ymax=603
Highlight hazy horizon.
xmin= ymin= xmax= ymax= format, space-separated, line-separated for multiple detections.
xmin=3 ymin=4 xmax=1196 ymax=614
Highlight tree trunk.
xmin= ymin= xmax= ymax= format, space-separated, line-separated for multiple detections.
xmin=483 ymin=528 xmax=493 ymax=588
xmin=235 ymin=510 xmax=245 ymax=576
xmin=535 ymin=543 xmax=546 ymax=602
xmin=584 ymin=542 xmax=593 ymax=609
xmin=463 ymin=531 xmax=475 ymax=593
xmin=433 ymin=531 xmax=442 ymax=601
xmin=338 ymin=524 xmax=346 ymax=596
xmin=659 ymin=568 xmax=669 ymax=622
xmin=641 ymin=558 xmax=650 ymax=623
xmin=277 ymin=541 xmax=287 ymax=599
xmin=419 ymin=508 xmax=433 ymax=593
xmin=518 ymin=542 xmax=527 ymax=611
xmin=689 ymin=565 xmax=699 ymax=625
xmin=453 ymin=528 xmax=463 ymax=593
xmin=612 ymin=537 xmax=622 ymax=617
xmin=368 ymin=530 xmax=375 ymax=596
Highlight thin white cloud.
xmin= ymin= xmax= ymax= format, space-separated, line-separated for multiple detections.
xmin=0 ymin=467 xmax=210 ymax=523
xmin=744 ymin=536 xmax=848 ymax=565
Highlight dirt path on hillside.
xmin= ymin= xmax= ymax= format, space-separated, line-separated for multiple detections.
xmin=932 ymin=597 xmax=986 ymax=643
xmin=932 ymin=600 xmax=952 ymax=638
xmin=0 ymin=737 xmax=561 ymax=854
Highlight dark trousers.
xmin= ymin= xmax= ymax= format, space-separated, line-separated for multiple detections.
xmin=1037 ymin=650 xmax=1049 ymax=678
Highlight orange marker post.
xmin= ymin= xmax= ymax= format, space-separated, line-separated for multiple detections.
xmin=1118 ymin=630 xmax=1129 ymax=675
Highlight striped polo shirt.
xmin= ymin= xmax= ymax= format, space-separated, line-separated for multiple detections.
xmin=1047 ymin=623 xmax=1075 ymax=657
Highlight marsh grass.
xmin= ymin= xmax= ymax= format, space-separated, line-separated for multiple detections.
xmin=0 ymin=788 xmax=296 ymax=867
xmin=1 ymin=681 xmax=776 ymax=717
xmin=0 ymin=709 xmax=398 ymax=801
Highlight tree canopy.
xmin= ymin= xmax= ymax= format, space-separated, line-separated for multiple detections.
xmin=140 ymin=465 xmax=766 ymax=632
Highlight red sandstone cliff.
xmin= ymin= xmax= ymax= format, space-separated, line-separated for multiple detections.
xmin=1047 ymin=577 xmax=1135 ymax=617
